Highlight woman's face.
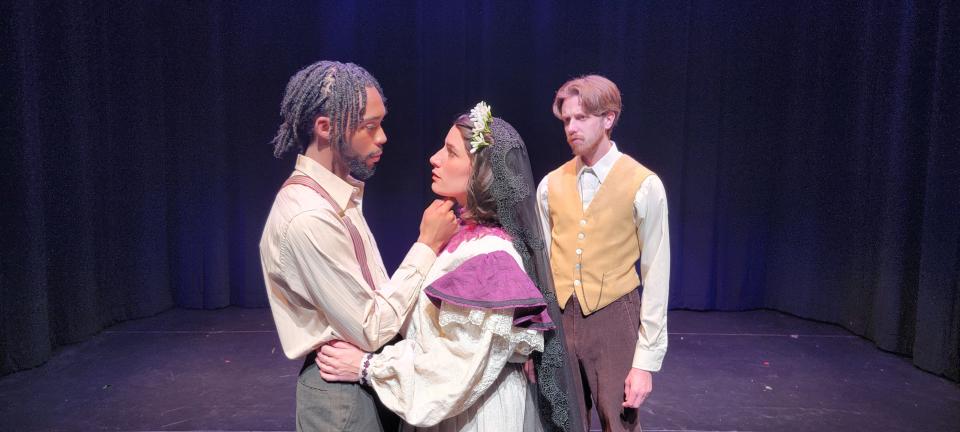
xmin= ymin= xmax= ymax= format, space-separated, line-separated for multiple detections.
xmin=429 ymin=125 xmax=473 ymax=206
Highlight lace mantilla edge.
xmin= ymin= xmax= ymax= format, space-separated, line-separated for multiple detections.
xmin=438 ymin=303 xmax=545 ymax=355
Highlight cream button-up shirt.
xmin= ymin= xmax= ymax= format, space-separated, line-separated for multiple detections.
xmin=260 ymin=155 xmax=436 ymax=359
xmin=536 ymin=143 xmax=671 ymax=372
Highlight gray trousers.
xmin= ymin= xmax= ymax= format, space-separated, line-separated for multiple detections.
xmin=296 ymin=352 xmax=397 ymax=432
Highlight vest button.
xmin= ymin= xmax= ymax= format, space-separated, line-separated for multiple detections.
xmin=575 ymin=248 xmax=583 ymax=255
xmin=574 ymin=279 xmax=581 ymax=286
xmin=579 ymin=219 xmax=587 ymax=226
xmin=577 ymin=232 xmax=585 ymax=240
xmin=575 ymin=264 xmax=581 ymax=270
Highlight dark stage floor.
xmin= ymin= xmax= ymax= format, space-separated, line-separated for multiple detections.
xmin=1 ymin=308 xmax=957 ymax=431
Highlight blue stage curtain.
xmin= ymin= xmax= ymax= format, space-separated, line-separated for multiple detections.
xmin=2 ymin=0 xmax=956 ymax=380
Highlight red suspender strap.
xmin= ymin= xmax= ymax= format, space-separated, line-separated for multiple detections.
xmin=281 ymin=175 xmax=378 ymax=291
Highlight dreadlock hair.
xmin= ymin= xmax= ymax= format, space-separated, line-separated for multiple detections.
xmin=271 ymin=61 xmax=384 ymax=158
xmin=453 ymin=114 xmax=498 ymax=227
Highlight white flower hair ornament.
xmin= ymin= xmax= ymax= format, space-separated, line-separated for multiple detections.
xmin=468 ymin=101 xmax=493 ymax=154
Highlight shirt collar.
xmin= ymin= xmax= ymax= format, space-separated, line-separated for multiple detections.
xmin=577 ymin=141 xmax=622 ymax=184
xmin=294 ymin=154 xmax=364 ymax=211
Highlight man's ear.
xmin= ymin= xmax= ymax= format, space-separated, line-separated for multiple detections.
xmin=314 ymin=116 xmax=331 ymax=141
xmin=603 ymin=111 xmax=616 ymax=132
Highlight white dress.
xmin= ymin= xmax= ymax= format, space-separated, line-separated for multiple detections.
xmin=366 ymin=226 xmax=549 ymax=431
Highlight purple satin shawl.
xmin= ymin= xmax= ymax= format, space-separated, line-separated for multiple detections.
xmin=424 ymin=250 xmax=554 ymax=331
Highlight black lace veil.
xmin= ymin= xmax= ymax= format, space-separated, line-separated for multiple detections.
xmin=485 ymin=117 xmax=587 ymax=432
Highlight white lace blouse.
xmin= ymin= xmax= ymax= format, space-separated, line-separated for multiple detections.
xmin=366 ymin=229 xmax=547 ymax=431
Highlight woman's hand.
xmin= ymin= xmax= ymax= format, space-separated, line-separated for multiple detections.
xmin=315 ymin=340 xmax=367 ymax=383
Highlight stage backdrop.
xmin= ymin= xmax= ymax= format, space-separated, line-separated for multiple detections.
xmin=2 ymin=1 xmax=957 ymax=380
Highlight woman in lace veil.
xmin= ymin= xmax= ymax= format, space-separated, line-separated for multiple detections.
xmin=318 ymin=102 xmax=587 ymax=431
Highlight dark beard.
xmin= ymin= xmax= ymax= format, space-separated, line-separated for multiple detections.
xmin=340 ymin=142 xmax=378 ymax=180
xmin=346 ymin=154 xmax=376 ymax=180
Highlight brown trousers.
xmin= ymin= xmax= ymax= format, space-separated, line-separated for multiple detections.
xmin=563 ymin=289 xmax=643 ymax=432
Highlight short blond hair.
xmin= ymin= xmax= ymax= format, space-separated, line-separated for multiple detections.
xmin=552 ymin=75 xmax=622 ymax=133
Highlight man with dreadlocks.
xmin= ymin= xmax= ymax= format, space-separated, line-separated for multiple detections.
xmin=259 ymin=60 xmax=459 ymax=431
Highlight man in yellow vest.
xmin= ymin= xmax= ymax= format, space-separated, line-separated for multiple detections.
xmin=536 ymin=75 xmax=670 ymax=432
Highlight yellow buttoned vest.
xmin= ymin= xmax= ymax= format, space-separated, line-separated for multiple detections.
xmin=547 ymin=155 xmax=654 ymax=315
